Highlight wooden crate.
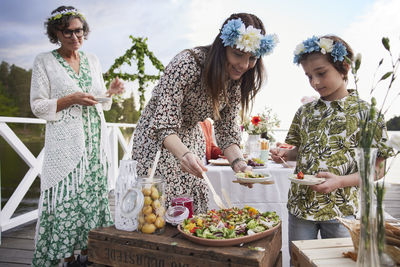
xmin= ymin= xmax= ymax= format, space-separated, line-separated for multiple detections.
xmin=88 ymin=224 xmax=282 ymax=267
xmin=290 ymin=237 xmax=356 ymax=267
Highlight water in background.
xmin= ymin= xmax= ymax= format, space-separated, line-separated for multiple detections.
xmin=0 ymin=138 xmax=42 ymax=217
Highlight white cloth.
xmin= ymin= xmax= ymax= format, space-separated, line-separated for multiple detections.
xmin=30 ymin=51 xmax=112 ymax=195
xmin=206 ymin=162 xmax=293 ymax=267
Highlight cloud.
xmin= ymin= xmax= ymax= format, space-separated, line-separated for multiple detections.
xmin=343 ymin=0 xmax=400 ymax=120
xmin=1 ymin=0 xmax=399 ymax=129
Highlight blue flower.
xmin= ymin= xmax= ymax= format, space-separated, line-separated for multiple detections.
xmin=293 ymin=54 xmax=300 ymax=64
xmin=255 ymin=34 xmax=278 ymax=57
xmin=220 ymin=18 xmax=243 ymax=47
xmin=331 ymin=42 xmax=348 ymax=62
xmin=303 ymin=36 xmax=320 ymax=53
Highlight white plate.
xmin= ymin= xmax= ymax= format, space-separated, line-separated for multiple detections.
xmin=236 ymin=175 xmax=272 ymax=183
xmin=95 ymin=97 xmax=111 ymax=103
xmin=209 ymin=159 xmax=230 ymax=166
xmin=289 ymin=174 xmax=325 ymax=185
xmin=252 ymin=165 xmax=268 ymax=169
xmin=235 ymin=171 xmax=271 ymax=182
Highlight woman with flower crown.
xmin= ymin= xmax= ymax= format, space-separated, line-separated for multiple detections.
xmin=30 ymin=6 xmax=124 ymax=267
xmin=270 ymin=35 xmax=392 ymax=248
xmin=131 ymin=13 xmax=278 ymax=215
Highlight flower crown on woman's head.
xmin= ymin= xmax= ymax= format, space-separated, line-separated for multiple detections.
xmin=48 ymin=8 xmax=85 ymax=21
xmin=220 ymin=18 xmax=278 ymax=58
xmin=293 ymin=35 xmax=348 ymax=64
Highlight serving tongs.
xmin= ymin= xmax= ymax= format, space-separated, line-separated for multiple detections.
xmin=202 ymin=172 xmax=226 ymax=210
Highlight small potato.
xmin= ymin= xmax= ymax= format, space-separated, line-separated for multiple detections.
xmin=141 ymin=223 xmax=156 ymax=234
xmin=151 ymin=190 xmax=159 ymax=200
xmin=142 ymin=187 xmax=151 ymax=196
xmin=155 ymin=206 xmax=166 ymax=217
xmin=155 ymin=217 xmax=165 ymax=229
xmin=151 ymin=187 xmax=159 ymax=200
xmin=138 ymin=216 xmax=145 ymax=225
xmin=142 ymin=206 xmax=153 ymax=215
xmin=144 ymin=196 xmax=153 ymax=206
xmin=152 ymin=199 xmax=161 ymax=210
xmin=145 ymin=213 xmax=157 ymax=224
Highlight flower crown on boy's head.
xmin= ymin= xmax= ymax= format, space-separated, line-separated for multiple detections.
xmin=293 ymin=35 xmax=348 ymax=64
xmin=48 ymin=8 xmax=85 ymax=21
xmin=220 ymin=18 xmax=278 ymax=58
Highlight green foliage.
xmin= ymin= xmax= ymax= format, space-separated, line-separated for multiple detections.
xmin=386 ymin=115 xmax=400 ymax=130
xmin=0 ymin=62 xmax=32 ymax=118
xmin=0 ymin=81 xmax=19 ymax=116
xmin=103 ymin=36 xmax=164 ymax=112
xmin=104 ymin=96 xmax=140 ymax=124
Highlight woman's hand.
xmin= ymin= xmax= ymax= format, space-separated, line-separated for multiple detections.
xmin=270 ymin=147 xmax=288 ymax=163
xmin=57 ymin=92 xmax=97 ymax=112
xmin=310 ymin=172 xmax=341 ymax=193
xmin=180 ymin=152 xmax=208 ymax=178
xmin=70 ymin=92 xmax=98 ymax=106
xmin=107 ymin=77 xmax=124 ymax=96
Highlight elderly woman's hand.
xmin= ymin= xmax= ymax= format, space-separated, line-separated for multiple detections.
xmin=107 ymin=77 xmax=124 ymax=96
xmin=70 ymin=92 xmax=97 ymax=106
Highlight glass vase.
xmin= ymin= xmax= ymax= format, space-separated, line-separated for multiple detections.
xmin=355 ymin=148 xmax=379 ymax=267
xmin=115 ymin=159 xmax=143 ymax=231
xmin=246 ymin=134 xmax=261 ymax=159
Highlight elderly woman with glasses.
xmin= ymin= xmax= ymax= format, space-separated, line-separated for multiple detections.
xmin=30 ymin=6 xmax=124 ymax=267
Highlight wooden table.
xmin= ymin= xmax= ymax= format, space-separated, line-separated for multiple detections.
xmin=88 ymin=224 xmax=282 ymax=267
xmin=290 ymin=238 xmax=356 ymax=267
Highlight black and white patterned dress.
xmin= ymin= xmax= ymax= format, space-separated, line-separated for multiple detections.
xmin=132 ymin=48 xmax=242 ymax=214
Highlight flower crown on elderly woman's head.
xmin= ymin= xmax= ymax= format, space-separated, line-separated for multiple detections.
xmin=48 ymin=8 xmax=85 ymax=21
xmin=220 ymin=18 xmax=278 ymax=58
xmin=293 ymin=35 xmax=348 ymax=64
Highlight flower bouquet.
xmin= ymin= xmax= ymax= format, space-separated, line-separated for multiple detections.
xmin=242 ymin=107 xmax=280 ymax=140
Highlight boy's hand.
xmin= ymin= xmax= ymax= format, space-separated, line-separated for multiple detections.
xmin=310 ymin=172 xmax=341 ymax=193
xmin=270 ymin=146 xmax=288 ymax=163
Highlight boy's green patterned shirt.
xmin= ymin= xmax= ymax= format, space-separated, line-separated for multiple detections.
xmin=285 ymin=90 xmax=393 ymax=221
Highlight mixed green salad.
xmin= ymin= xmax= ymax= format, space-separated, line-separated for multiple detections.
xmin=181 ymin=206 xmax=280 ymax=239
xmin=236 ymin=171 xmax=265 ymax=178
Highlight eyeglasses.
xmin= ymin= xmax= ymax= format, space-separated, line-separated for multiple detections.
xmin=60 ymin=28 xmax=84 ymax=38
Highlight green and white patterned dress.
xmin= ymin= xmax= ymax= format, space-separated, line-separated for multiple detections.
xmin=32 ymin=51 xmax=113 ymax=267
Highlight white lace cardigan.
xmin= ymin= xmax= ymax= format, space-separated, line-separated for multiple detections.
xmin=30 ymin=51 xmax=112 ymax=211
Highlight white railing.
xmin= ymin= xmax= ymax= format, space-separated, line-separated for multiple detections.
xmin=0 ymin=116 xmax=136 ymax=232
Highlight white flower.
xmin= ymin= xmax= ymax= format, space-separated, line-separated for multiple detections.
xmin=318 ymin=38 xmax=334 ymax=54
xmin=355 ymin=53 xmax=362 ymax=62
xmin=301 ymin=95 xmax=318 ymax=104
xmin=294 ymin=43 xmax=305 ymax=55
xmin=236 ymin=25 xmax=262 ymax=53
xmin=389 ymin=134 xmax=400 ymax=151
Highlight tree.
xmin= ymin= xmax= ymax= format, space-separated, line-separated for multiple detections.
xmin=387 ymin=115 xmax=400 ymax=130
xmin=7 ymin=64 xmax=33 ymax=118
xmin=0 ymin=61 xmax=10 ymax=86
xmin=0 ymin=81 xmax=19 ymax=116
xmin=104 ymin=96 xmax=140 ymax=124
xmin=103 ymin=36 xmax=164 ymax=113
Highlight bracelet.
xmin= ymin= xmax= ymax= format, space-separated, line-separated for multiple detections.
xmin=181 ymin=151 xmax=192 ymax=159
xmin=231 ymin=157 xmax=246 ymax=170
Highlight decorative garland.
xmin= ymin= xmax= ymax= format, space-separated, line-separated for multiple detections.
xmin=103 ymin=36 xmax=164 ymax=112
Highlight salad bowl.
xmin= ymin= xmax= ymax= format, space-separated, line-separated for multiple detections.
xmin=178 ymin=207 xmax=281 ymax=246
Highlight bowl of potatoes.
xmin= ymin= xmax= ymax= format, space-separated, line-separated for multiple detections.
xmin=137 ymin=177 xmax=166 ymax=234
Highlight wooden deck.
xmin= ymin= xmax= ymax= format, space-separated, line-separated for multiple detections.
xmin=1 ymin=185 xmax=400 ymax=267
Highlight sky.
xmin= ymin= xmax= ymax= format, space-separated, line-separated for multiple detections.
xmin=1 ymin=0 xmax=399 ymax=130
